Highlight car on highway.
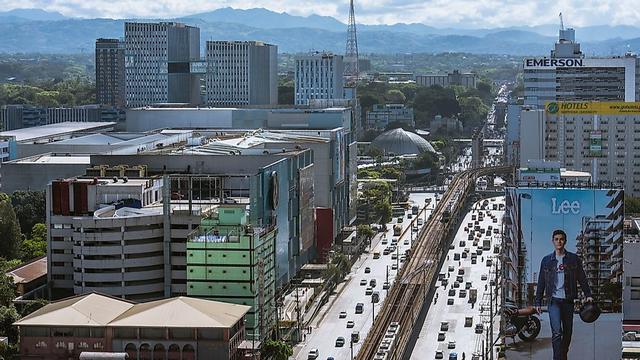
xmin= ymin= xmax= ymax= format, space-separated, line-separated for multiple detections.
xmin=481 ymin=274 xmax=488 ymax=281
xmin=382 ymin=239 xmax=388 ymax=245
xmin=335 ymin=336 xmax=345 ymax=347
xmin=366 ymin=287 xmax=373 ymax=295
xmin=453 ymin=253 xmax=460 ymax=261
xmin=365 ymin=267 xmax=371 ymax=274
xmin=370 ymin=279 xmax=377 ymax=287
xmin=458 ymin=268 xmax=465 ymax=275
xmin=448 ymin=340 xmax=456 ymax=349
xmin=339 ymin=311 xmax=347 ymax=319
xmin=418 ymin=218 xmax=424 ymax=226
xmin=391 ymin=253 xmax=398 ymax=260
xmin=448 ymin=289 xmax=456 ymax=296
xmin=456 ymin=276 xmax=463 ymax=283
xmin=307 ymin=349 xmax=319 ymax=359
xmin=466 ymin=281 xmax=472 ymax=289
xmin=453 ymin=281 xmax=460 ymax=288
xmin=486 ymin=259 xmax=493 ymax=267
xmin=465 ymin=317 xmax=473 ymax=327
xmin=449 ymin=352 xmax=458 ymax=360
xmin=459 ymin=289 xmax=467 ymax=298
xmin=448 ymin=266 xmax=454 ymax=272
xmin=441 ymin=279 xmax=448 ymax=287
xmin=447 ymin=298 xmax=454 ymax=305
xmin=355 ymin=303 xmax=364 ymax=314
xmin=360 ymin=279 xmax=367 ymax=286
xmin=475 ymin=323 xmax=484 ymax=334
xmin=449 ymin=244 xmax=455 ymax=250
xmin=404 ymin=239 xmax=410 ymax=245
xmin=438 ymin=332 xmax=446 ymax=341
xmin=459 ymin=240 xmax=466 ymax=247
xmin=435 ymin=350 xmax=444 ymax=359
xmin=471 ymin=258 xmax=477 ymax=264
xmin=383 ymin=281 xmax=390 ymax=290
xmin=391 ymin=263 xmax=398 ymax=270
xmin=347 ymin=320 xmax=355 ymax=328
xmin=462 ymin=252 xmax=467 ymax=259
xmin=440 ymin=321 xmax=449 ymax=331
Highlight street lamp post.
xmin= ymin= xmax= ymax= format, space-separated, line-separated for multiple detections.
xmin=350 ymin=339 xmax=354 ymax=360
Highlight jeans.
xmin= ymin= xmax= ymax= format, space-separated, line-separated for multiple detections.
xmin=548 ymin=297 xmax=574 ymax=360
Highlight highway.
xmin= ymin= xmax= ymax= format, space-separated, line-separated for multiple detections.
xmin=356 ymin=166 xmax=511 ymax=360
xmin=294 ymin=194 xmax=438 ymax=360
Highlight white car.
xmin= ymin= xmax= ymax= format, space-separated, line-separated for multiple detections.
xmin=308 ymin=349 xmax=319 ymax=359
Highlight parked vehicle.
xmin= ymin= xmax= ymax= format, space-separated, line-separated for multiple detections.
xmin=503 ymin=302 xmax=541 ymax=342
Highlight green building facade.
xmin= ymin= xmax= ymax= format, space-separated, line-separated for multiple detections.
xmin=186 ymin=205 xmax=277 ymax=341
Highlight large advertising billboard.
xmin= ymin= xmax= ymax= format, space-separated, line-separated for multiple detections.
xmin=504 ymin=187 xmax=624 ymax=359
xmin=505 ymin=187 xmax=623 ymax=307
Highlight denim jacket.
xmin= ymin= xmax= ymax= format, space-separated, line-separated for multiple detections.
xmin=534 ymin=251 xmax=592 ymax=306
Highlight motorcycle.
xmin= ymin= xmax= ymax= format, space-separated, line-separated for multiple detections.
xmin=503 ymin=302 xmax=541 ymax=342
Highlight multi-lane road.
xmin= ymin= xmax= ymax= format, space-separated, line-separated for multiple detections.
xmin=294 ymin=194 xmax=438 ymax=360
xmin=410 ymin=196 xmax=504 ymax=360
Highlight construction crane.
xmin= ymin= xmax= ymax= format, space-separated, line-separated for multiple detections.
xmin=559 ymin=12 xmax=564 ymax=31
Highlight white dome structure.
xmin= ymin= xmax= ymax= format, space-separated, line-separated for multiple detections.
xmin=371 ymin=128 xmax=437 ymax=155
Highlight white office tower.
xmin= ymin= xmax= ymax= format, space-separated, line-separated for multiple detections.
xmin=124 ymin=22 xmax=201 ymax=108
xmin=205 ymin=41 xmax=278 ymax=106
xmin=295 ymin=52 xmax=344 ymax=105
xmin=523 ymin=28 xmax=640 ymax=108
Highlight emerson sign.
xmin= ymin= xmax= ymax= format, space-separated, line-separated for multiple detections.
xmin=524 ymin=58 xmax=584 ymax=68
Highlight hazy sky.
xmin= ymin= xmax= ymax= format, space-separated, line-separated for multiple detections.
xmin=1 ymin=0 xmax=639 ymax=28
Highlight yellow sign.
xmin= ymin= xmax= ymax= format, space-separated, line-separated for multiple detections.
xmin=545 ymin=101 xmax=640 ymax=115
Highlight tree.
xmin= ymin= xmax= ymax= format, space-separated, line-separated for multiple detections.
xmin=278 ymin=85 xmax=294 ymax=105
xmin=0 ymin=194 xmax=22 ymax=260
xmin=385 ymin=89 xmax=406 ymax=104
xmin=21 ymin=223 xmax=47 ymax=260
xmin=374 ymin=200 xmax=392 ymax=225
xmin=0 ymin=306 xmax=19 ymax=343
xmin=10 ymin=191 xmax=45 ymax=237
xmin=357 ymin=224 xmax=374 ymax=241
xmin=626 ymin=196 xmax=640 ymax=215
xmin=459 ymin=96 xmax=489 ymax=131
xmin=261 ymin=339 xmax=293 ymax=360
xmin=0 ymin=274 xmax=15 ymax=308
xmin=413 ymin=152 xmax=437 ymax=170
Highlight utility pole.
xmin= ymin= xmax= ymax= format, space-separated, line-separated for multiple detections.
xmin=490 ymin=271 xmax=494 ymax=360
xmin=372 ymin=301 xmax=376 ymax=325
xmin=295 ymin=285 xmax=301 ymax=342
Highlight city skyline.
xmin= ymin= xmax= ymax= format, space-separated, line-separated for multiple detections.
xmin=1 ymin=1 xmax=639 ymax=28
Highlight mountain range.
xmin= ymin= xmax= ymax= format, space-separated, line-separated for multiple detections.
xmin=1 ymin=7 xmax=640 ymax=55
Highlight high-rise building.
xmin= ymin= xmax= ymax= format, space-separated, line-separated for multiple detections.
xmin=124 ymin=22 xmax=201 ymax=108
xmin=519 ymin=101 xmax=640 ymax=196
xmin=95 ymin=38 xmax=125 ymax=107
xmin=415 ymin=70 xmax=478 ymax=89
xmin=205 ymin=41 xmax=277 ymax=106
xmin=294 ymin=52 xmax=344 ymax=105
xmin=523 ymin=28 xmax=640 ymax=108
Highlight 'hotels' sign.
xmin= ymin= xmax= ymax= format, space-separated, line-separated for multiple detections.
xmin=545 ymin=101 xmax=640 ymax=115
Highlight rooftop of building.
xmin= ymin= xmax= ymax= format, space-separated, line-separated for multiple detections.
xmin=0 ymin=122 xmax=116 ymax=142
xmin=15 ymin=292 xmax=250 ymax=329
xmin=5 ymin=256 xmax=46 ymax=285
xmin=128 ymin=105 xmax=349 ymax=112
xmin=11 ymin=153 xmax=91 ymax=165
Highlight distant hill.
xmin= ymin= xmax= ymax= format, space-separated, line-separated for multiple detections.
xmin=0 ymin=8 xmax=67 ymax=22
xmin=0 ymin=7 xmax=639 ymax=55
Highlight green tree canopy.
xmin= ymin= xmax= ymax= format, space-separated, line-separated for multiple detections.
xmin=20 ymin=223 xmax=47 ymax=261
xmin=0 ymin=306 xmax=19 ymax=343
xmin=385 ymin=89 xmax=406 ymax=103
xmin=357 ymin=224 xmax=375 ymax=240
xmin=261 ymin=339 xmax=293 ymax=360
xmin=0 ymin=193 xmax=22 ymax=260
xmin=626 ymin=196 xmax=640 ymax=215
xmin=10 ymin=191 xmax=45 ymax=237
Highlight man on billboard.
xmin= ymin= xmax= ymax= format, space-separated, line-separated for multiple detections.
xmin=534 ymin=229 xmax=593 ymax=360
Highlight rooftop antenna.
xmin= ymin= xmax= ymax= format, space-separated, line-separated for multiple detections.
xmin=559 ymin=12 xmax=564 ymax=31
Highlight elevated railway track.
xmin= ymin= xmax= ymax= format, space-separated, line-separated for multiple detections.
xmin=357 ymin=166 xmax=512 ymax=360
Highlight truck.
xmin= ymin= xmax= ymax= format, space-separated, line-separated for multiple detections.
xmin=469 ymin=288 xmax=477 ymax=303
xmin=482 ymin=239 xmax=491 ymax=251
xmin=393 ymin=225 xmax=402 ymax=236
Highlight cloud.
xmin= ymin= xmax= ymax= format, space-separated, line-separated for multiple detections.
xmin=1 ymin=0 xmax=638 ymax=28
